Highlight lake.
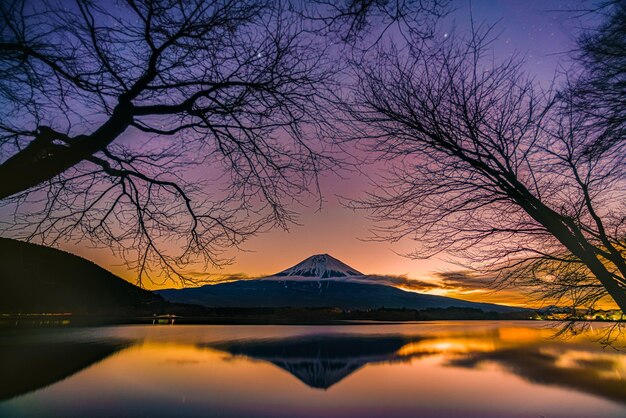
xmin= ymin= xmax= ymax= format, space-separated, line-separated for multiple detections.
xmin=1 ymin=321 xmax=625 ymax=417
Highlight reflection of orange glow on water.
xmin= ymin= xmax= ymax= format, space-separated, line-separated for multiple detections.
xmin=396 ymin=339 xmax=496 ymax=356
xmin=395 ymin=326 xmax=559 ymax=358
xmin=497 ymin=326 xmax=547 ymax=342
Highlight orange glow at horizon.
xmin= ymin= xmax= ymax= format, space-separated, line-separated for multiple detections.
xmin=57 ymin=173 xmax=620 ymax=310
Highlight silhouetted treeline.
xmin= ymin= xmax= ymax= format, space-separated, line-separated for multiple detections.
xmin=2 ymin=306 xmax=532 ymax=327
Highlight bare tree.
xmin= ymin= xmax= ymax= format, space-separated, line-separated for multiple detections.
xmin=0 ymin=0 xmax=449 ymax=287
xmin=564 ymin=0 xmax=626 ymax=155
xmin=309 ymin=0 xmax=449 ymax=44
xmin=0 ymin=0 xmax=337 ymax=286
xmin=346 ymin=25 xmax=626 ymax=312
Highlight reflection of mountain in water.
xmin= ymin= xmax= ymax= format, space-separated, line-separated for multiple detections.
xmin=209 ymin=332 xmax=626 ymax=404
xmin=209 ymin=335 xmax=420 ymax=389
xmin=4 ymin=328 xmax=626 ymax=408
xmin=0 ymin=339 xmax=127 ymax=401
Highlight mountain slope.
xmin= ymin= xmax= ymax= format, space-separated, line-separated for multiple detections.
xmin=157 ymin=278 xmax=520 ymax=312
xmin=0 ymin=238 xmax=163 ymax=314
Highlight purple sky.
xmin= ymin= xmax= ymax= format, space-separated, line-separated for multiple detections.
xmin=24 ymin=0 xmax=600 ymax=305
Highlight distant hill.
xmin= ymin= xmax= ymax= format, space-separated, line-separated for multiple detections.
xmin=0 ymin=238 xmax=163 ymax=314
xmin=157 ymin=254 xmax=524 ymax=313
xmin=0 ymin=244 xmax=525 ymax=317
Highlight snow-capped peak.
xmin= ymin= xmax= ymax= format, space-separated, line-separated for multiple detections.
xmin=272 ymin=254 xmax=363 ymax=279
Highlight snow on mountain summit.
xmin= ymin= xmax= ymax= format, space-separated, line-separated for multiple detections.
xmin=272 ymin=254 xmax=363 ymax=279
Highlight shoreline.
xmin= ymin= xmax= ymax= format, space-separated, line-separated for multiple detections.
xmin=1 ymin=313 xmax=621 ymax=328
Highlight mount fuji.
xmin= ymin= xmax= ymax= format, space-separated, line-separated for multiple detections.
xmin=156 ymin=254 xmax=522 ymax=313
xmin=271 ymin=254 xmax=363 ymax=279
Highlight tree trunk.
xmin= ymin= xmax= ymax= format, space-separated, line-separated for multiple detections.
xmin=0 ymin=105 xmax=133 ymax=200
xmin=579 ymin=249 xmax=626 ymax=312
xmin=513 ymin=187 xmax=626 ymax=312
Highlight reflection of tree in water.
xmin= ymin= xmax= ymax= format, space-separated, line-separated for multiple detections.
xmin=448 ymin=345 xmax=626 ymax=405
xmin=0 ymin=340 xmax=127 ymax=401
xmin=208 ymin=335 xmax=426 ymax=389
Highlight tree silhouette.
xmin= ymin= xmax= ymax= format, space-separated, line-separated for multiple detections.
xmin=0 ymin=0 xmax=448 ymax=286
xmin=0 ymin=0 xmax=340 ymax=285
xmin=347 ymin=20 xmax=626 ymax=311
xmin=564 ymin=0 xmax=626 ymax=155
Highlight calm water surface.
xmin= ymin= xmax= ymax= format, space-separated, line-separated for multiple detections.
xmin=1 ymin=321 xmax=625 ymax=417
